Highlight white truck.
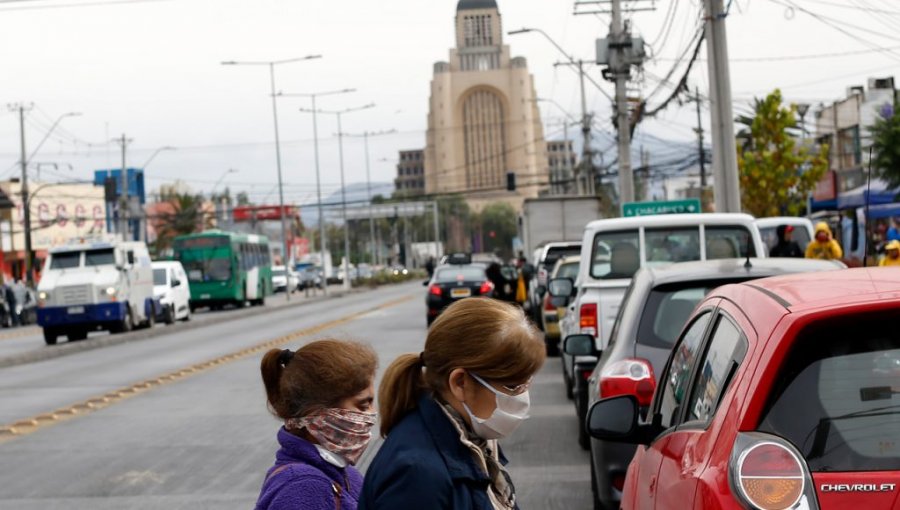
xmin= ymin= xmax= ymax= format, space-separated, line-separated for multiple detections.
xmin=37 ymin=237 xmax=158 ymax=345
xmin=520 ymin=196 xmax=603 ymax=324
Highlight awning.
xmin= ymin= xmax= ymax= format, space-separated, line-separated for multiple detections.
xmin=867 ymin=202 xmax=900 ymax=220
xmin=837 ymin=179 xmax=899 ymax=209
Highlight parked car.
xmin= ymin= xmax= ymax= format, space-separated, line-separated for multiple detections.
xmin=756 ymin=216 xmax=815 ymax=255
xmin=529 ymin=242 xmax=581 ymax=325
xmin=542 ymin=255 xmax=580 ymax=356
xmin=152 ymin=261 xmax=192 ymax=324
xmin=271 ymin=265 xmax=299 ymax=293
xmin=586 ymin=266 xmax=900 ymax=510
xmin=425 ymin=258 xmax=494 ymax=326
xmin=564 ymin=257 xmax=845 ymax=509
xmin=553 ymin=213 xmax=766 ymax=402
xmin=298 ymin=266 xmax=324 ymax=290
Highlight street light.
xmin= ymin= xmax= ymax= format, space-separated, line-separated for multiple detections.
xmin=221 ymin=54 xmax=322 ymax=299
xmin=344 ymin=129 xmax=397 ymax=265
xmin=211 ymin=168 xmax=239 ymax=196
xmin=279 ymin=88 xmax=355 ymax=293
xmin=141 ymin=146 xmax=176 ymax=169
xmin=299 ymin=102 xmax=375 ymax=290
xmin=21 ymin=111 xmax=80 ymax=287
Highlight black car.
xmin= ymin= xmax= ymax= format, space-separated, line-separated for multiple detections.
xmin=425 ymin=263 xmax=494 ymax=326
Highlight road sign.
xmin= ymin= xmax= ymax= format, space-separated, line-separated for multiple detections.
xmin=622 ymin=199 xmax=702 ymax=217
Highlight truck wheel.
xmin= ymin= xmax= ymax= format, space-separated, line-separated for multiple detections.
xmin=143 ymin=306 xmax=155 ymax=329
xmin=164 ymin=305 xmax=175 ymax=325
xmin=114 ymin=307 xmax=134 ymax=334
xmin=43 ymin=328 xmax=58 ymax=345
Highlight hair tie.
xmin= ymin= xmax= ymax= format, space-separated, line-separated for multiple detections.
xmin=278 ymin=349 xmax=294 ymax=367
xmin=419 ymin=351 xmax=427 ymax=367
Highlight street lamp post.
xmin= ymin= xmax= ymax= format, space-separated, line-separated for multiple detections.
xmin=280 ymin=89 xmax=355 ymax=294
xmin=300 ymin=103 xmax=375 ymax=290
xmin=18 ymin=110 xmax=80 ymax=287
xmin=345 ymin=129 xmax=396 ymax=266
xmin=221 ymin=55 xmax=322 ymax=300
xmin=141 ymin=146 xmax=175 ymax=169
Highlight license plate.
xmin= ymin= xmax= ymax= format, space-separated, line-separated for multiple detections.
xmin=200 ymin=294 xmax=211 ymax=299
xmin=67 ymin=306 xmax=85 ymax=314
xmin=451 ymin=288 xmax=471 ymax=298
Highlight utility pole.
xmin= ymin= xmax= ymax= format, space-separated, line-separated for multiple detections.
xmin=13 ymin=104 xmax=35 ymax=286
xmin=554 ymin=61 xmax=594 ymax=195
xmin=344 ymin=129 xmax=396 ymax=265
xmin=693 ymin=87 xmax=707 ymax=188
xmin=703 ymin=0 xmax=741 ymax=212
xmin=114 ymin=134 xmax=133 ymax=240
xmin=610 ymin=0 xmax=634 ymax=205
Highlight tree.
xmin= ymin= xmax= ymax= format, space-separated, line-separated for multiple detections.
xmin=475 ymin=202 xmax=517 ymax=259
xmin=152 ymin=186 xmax=213 ymax=253
xmin=869 ymin=101 xmax=900 ymax=190
xmin=737 ymin=89 xmax=829 ymax=217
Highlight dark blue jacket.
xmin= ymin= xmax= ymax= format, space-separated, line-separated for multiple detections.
xmin=256 ymin=427 xmax=363 ymax=510
xmin=359 ymin=395 xmax=509 ymax=510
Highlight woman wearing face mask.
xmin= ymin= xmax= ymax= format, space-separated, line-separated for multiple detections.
xmin=360 ymin=298 xmax=545 ymax=510
xmin=256 ymin=340 xmax=377 ymax=510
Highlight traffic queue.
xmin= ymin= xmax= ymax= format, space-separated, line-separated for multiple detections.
xmin=423 ymin=211 xmax=900 ymax=510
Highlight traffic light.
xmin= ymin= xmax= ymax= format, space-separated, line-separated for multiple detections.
xmin=103 ymin=177 xmax=117 ymax=202
xmin=506 ymin=171 xmax=516 ymax=191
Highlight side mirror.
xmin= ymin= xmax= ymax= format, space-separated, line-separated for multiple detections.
xmin=548 ymin=278 xmax=574 ymax=298
xmin=422 ymin=281 xmax=430 ymax=287
xmin=172 ymin=279 xmax=181 ymax=288
xmin=587 ymin=395 xmax=641 ymax=442
xmin=564 ymin=334 xmax=598 ymax=356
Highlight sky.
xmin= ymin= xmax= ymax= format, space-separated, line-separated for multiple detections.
xmin=1 ymin=0 xmax=899 ymax=206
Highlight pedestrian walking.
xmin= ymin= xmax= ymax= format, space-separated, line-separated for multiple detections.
xmin=769 ymin=225 xmax=804 ymax=258
xmin=887 ymin=217 xmax=900 ymax=242
xmin=360 ymin=298 xmax=545 ymax=510
xmin=805 ymin=222 xmax=843 ymax=261
xmin=880 ymin=240 xmax=900 ymax=267
xmin=3 ymin=280 xmax=18 ymax=327
xmin=255 ymin=340 xmax=378 ymax=510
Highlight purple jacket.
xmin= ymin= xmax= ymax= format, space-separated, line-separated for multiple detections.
xmin=256 ymin=427 xmax=363 ymax=510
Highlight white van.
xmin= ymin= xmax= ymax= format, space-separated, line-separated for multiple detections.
xmin=37 ymin=238 xmax=157 ymax=345
xmin=552 ymin=213 xmax=766 ymax=394
xmin=152 ymin=261 xmax=191 ymax=324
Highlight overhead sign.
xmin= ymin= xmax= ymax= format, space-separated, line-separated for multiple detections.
xmin=233 ymin=205 xmax=297 ymax=222
xmin=622 ymin=199 xmax=702 ymax=217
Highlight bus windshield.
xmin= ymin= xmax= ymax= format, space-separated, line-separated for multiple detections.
xmin=183 ymin=258 xmax=232 ymax=283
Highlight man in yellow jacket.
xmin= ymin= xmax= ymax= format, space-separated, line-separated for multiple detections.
xmin=880 ymin=240 xmax=900 ymax=266
xmin=806 ymin=222 xmax=844 ymax=260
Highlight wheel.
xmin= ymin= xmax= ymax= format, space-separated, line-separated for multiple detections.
xmin=545 ymin=335 xmax=560 ymax=357
xmin=143 ymin=305 xmax=156 ymax=329
xmin=68 ymin=329 xmax=88 ymax=341
xmin=114 ymin=307 xmax=134 ymax=334
xmin=43 ymin=328 xmax=58 ymax=346
xmin=183 ymin=306 xmax=192 ymax=321
xmin=189 ymin=303 xmax=196 ymax=314
xmin=164 ymin=305 xmax=175 ymax=325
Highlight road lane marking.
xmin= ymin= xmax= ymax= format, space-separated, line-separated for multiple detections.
xmin=0 ymin=295 xmax=413 ymax=443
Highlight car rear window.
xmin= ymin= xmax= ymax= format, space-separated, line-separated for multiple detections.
xmin=543 ymin=246 xmax=580 ymax=269
xmin=645 ymin=227 xmax=701 ymax=266
xmin=638 ymin=280 xmax=751 ymax=348
xmin=761 ymin=225 xmax=812 ymax=254
xmin=435 ymin=267 xmax=485 ymax=283
xmin=705 ymin=226 xmax=757 ymax=258
xmin=758 ymin=311 xmax=900 ymax=472
xmin=591 ymin=230 xmax=639 ymax=279
xmin=554 ymin=261 xmax=580 ymax=280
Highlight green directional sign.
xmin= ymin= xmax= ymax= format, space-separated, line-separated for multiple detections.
xmin=622 ymin=199 xmax=702 ymax=218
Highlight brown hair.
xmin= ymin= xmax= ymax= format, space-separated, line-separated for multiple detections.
xmin=261 ymin=339 xmax=377 ymax=420
xmin=378 ymin=298 xmax=545 ymax=437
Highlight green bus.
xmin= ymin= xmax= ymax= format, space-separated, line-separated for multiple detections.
xmin=173 ymin=230 xmax=273 ymax=310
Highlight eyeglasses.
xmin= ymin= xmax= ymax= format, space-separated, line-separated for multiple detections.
xmin=472 ymin=373 xmax=533 ymax=396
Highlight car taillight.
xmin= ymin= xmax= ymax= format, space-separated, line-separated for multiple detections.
xmin=479 ymin=281 xmax=494 ymax=295
xmin=599 ymin=358 xmax=656 ymax=406
xmin=579 ymin=368 xmax=593 ymax=381
xmin=730 ymin=433 xmax=816 ymax=510
xmin=544 ymin=295 xmax=556 ymax=311
xmin=538 ymin=268 xmax=548 ymax=285
xmin=579 ymin=303 xmax=598 ymax=336
xmin=429 ymin=285 xmax=443 ymax=297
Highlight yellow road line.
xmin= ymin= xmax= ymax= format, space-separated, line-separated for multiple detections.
xmin=0 ymin=295 xmax=413 ymax=443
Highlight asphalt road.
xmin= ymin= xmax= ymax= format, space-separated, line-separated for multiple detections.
xmin=0 ymin=282 xmax=592 ymax=509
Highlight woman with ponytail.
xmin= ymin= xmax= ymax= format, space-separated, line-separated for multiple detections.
xmin=256 ymin=339 xmax=377 ymax=510
xmin=360 ymin=298 xmax=545 ymax=510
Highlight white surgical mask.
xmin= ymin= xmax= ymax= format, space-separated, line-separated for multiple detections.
xmin=462 ymin=372 xmax=531 ymax=439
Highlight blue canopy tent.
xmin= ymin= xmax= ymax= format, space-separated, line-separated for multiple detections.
xmin=867 ymin=202 xmax=900 ymax=219
xmin=836 ymin=179 xmax=899 ymax=209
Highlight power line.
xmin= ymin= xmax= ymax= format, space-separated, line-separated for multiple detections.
xmin=0 ymin=0 xmax=168 ymax=11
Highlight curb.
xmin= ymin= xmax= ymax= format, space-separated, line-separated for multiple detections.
xmin=0 ymin=287 xmax=369 ymax=370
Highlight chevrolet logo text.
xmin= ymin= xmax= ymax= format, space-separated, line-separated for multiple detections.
xmin=820 ymin=483 xmax=896 ymax=493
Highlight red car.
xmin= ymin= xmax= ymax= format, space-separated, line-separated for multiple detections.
xmin=587 ymin=267 xmax=900 ymax=510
